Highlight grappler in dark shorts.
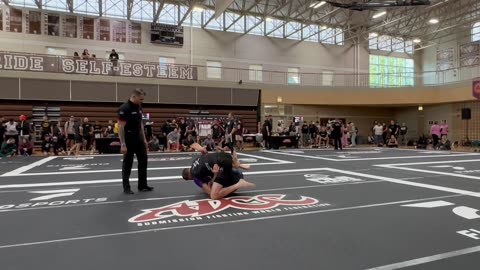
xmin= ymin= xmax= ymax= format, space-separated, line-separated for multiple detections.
xmin=182 ymin=151 xmax=255 ymax=199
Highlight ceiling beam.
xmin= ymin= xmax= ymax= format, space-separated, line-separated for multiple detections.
xmin=179 ymin=3 xmax=195 ymax=26
xmin=153 ymin=0 xmax=166 ymax=23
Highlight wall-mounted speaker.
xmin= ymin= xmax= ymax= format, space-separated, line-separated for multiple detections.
xmin=461 ymin=108 xmax=471 ymax=120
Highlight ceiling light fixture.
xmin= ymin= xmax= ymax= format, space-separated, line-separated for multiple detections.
xmin=193 ymin=6 xmax=204 ymax=11
xmin=370 ymin=32 xmax=379 ymax=37
xmin=413 ymin=38 xmax=421 ymax=43
xmin=428 ymin=18 xmax=439 ymax=24
xmin=313 ymin=1 xmax=326 ymax=9
xmin=372 ymin=11 xmax=387 ymax=19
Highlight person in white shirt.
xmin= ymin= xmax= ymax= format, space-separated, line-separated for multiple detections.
xmin=373 ymin=123 xmax=384 ymax=146
xmin=167 ymin=128 xmax=180 ymax=152
xmin=5 ymin=119 xmax=19 ymax=149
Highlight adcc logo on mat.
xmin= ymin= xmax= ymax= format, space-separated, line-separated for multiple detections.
xmin=129 ymin=194 xmax=330 ymax=227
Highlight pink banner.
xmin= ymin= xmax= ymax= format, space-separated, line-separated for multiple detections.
xmin=473 ymin=78 xmax=480 ymax=99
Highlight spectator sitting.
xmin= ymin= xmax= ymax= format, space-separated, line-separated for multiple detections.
xmin=104 ymin=120 xmax=115 ymax=138
xmin=148 ymin=135 xmax=161 ymax=152
xmin=183 ymin=135 xmax=196 ymax=152
xmin=82 ymin=49 xmax=90 ymax=59
xmin=5 ymin=118 xmax=19 ymax=144
xmin=41 ymin=134 xmax=53 ymax=156
xmin=52 ymin=136 xmax=66 ymax=156
xmin=387 ymin=135 xmax=399 ymax=148
xmin=202 ymin=134 xmax=216 ymax=151
xmin=167 ymin=128 xmax=180 ymax=152
xmin=438 ymin=136 xmax=452 ymax=151
xmin=216 ymin=136 xmax=231 ymax=152
xmin=0 ymin=138 xmax=17 ymax=157
xmin=19 ymin=137 xmax=34 ymax=156
xmin=109 ymin=49 xmax=119 ymax=62
xmin=416 ymin=134 xmax=428 ymax=149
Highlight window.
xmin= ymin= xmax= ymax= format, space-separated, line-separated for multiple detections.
xmin=303 ymin=25 xmax=319 ymax=42
xmin=43 ymin=0 xmax=68 ymax=12
xmin=130 ymin=0 xmax=154 ymax=22
xmin=473 ymin=22 xmax=480 ymax=42
xmin=249 ymin=64 xmax=263 ymax=81
xmin=204 ymin=9 xmax=223 ymax=30
xmin=225 ymin=12 xmax=244 ymax=33
xmin=370 ymin=33 xmax=413 ymax=54
xmin=159 ymin=56 xmax=175 ymax=67
xmin=46 ymin=47 xmax=67 ymax=56
xmin=322 ymin=71 xmax=334 ymax=86
xmin=265 ymin=18 xmax=284 ymax=38
xmin=369 ymin=33 xmax=378 ymax=50
xmin=180 ymin=6 xmax=202 ymax=28
xmin=369 ymin=55 xmax=414 ymax=87
xmin=73 ymin=0 xmax=100 ymax=15
xmin=103 ymin=0 xmax=126 ymax=18
xmin=287 ymin=67 xmax=300 ymax=85
xmin=246 ymin=15 xmax=264 ymax=35
xmin=9 ymin=0 xmax=36 ymax=8
xmin=206 ymin=61 xmax=222 ymax=79
xmin=285 ymin=22 xmax=301 ymax=40
xmin=158 ymin=3 xmax=177 ymax=25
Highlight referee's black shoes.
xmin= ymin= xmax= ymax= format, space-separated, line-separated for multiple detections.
xmin=123 ymin=186 xmax=153 ymax=194
xmin=138 ymin=186 xmax=154 ymax=192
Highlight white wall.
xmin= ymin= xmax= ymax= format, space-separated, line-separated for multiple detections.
xmin=421 ymin=28 xmax=474 ymax=85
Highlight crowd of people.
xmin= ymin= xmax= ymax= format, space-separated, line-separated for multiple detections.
xmin=0 ymin=112 xmax=453 ymax=158
xmin=0 ymin=111 xmax=250 ymax=157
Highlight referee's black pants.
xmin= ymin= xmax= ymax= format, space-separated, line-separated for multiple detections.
xmin=122 ymin=135 xmax=148 ymax=190
xmin=333 ymin=135 xmax=342 ymax=150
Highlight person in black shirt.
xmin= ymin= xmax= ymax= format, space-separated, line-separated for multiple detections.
xmin=388 ymin=120 xmax=399 ymax=139
xmin=118 ymin=89 xmax=153 ymax=194
xmin=399 ymin=123 xmax=408 ymax=145
xmin=301 ymin=122 xmax=309 ymax=147
xmin=182 ymin=152 xmax=255 ymax=199
xmin=104 ymin=120 xmax=115 ymax=138
xmin=92 ymin=121 xmax=103 ymax=153
xmin=0 ymin=117 xmax=5 ymax=146
xmin=331 ymin=119 xmax=343 ymax=150
xmin=225 ymin=112 xmax=237 ymax=152
xmin=40 ymin=116 xmax=52 ymax=137
xmin=82 ymin=117 xmax=93 ymax=153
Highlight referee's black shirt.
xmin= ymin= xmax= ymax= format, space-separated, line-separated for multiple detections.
xmin=118 ymin=100 xmax=143 ymax=137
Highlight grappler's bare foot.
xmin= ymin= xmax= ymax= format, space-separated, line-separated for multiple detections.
xmin=239 ymin=164 xmax=251 ymax=170
xmin=237 ymin=179 xmax=256 ymax=189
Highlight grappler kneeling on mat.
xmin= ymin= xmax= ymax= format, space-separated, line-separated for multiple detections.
xmin=182 ymin=151 xmax=255 ymax=200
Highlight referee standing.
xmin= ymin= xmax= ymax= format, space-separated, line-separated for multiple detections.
xmin=118 ymin=88 xmax=153 ymax=194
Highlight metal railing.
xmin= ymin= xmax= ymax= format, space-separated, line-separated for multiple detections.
xmin=0 ymin=50 xmax=479 ymax=88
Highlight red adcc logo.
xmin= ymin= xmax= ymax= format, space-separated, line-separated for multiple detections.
xmin=129 ymin=194 xmax=318 ymax=223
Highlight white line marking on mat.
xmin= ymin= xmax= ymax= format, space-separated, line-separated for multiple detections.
xmin=376 ymin=159 xmax=480 ymax=166
xmin=4 ymin=162 xmax=282 ymax=177
xmin=378 ymin=165 xmax=480 ymax=181
xmin=263 ymin=150 xmax=479 ymax=162
xmin=236 ymin=152 xmax=293 ymax=164
xmin=0 ymin=194 xmax=461 ymax=249
xmin=0 ymin=168 xmax=348 ymax=189
xmin=261 ymin=151 xmax=338 ymax=161
xmin=1 ymin=156 xmax=57 ymax=176
xmin=322 ymin=168 xmax=480 ymax=198
xmin=364 ymin=244 xmax=480 ymax=270
xmin=402 ymin=200 xmax=455 ymax=208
